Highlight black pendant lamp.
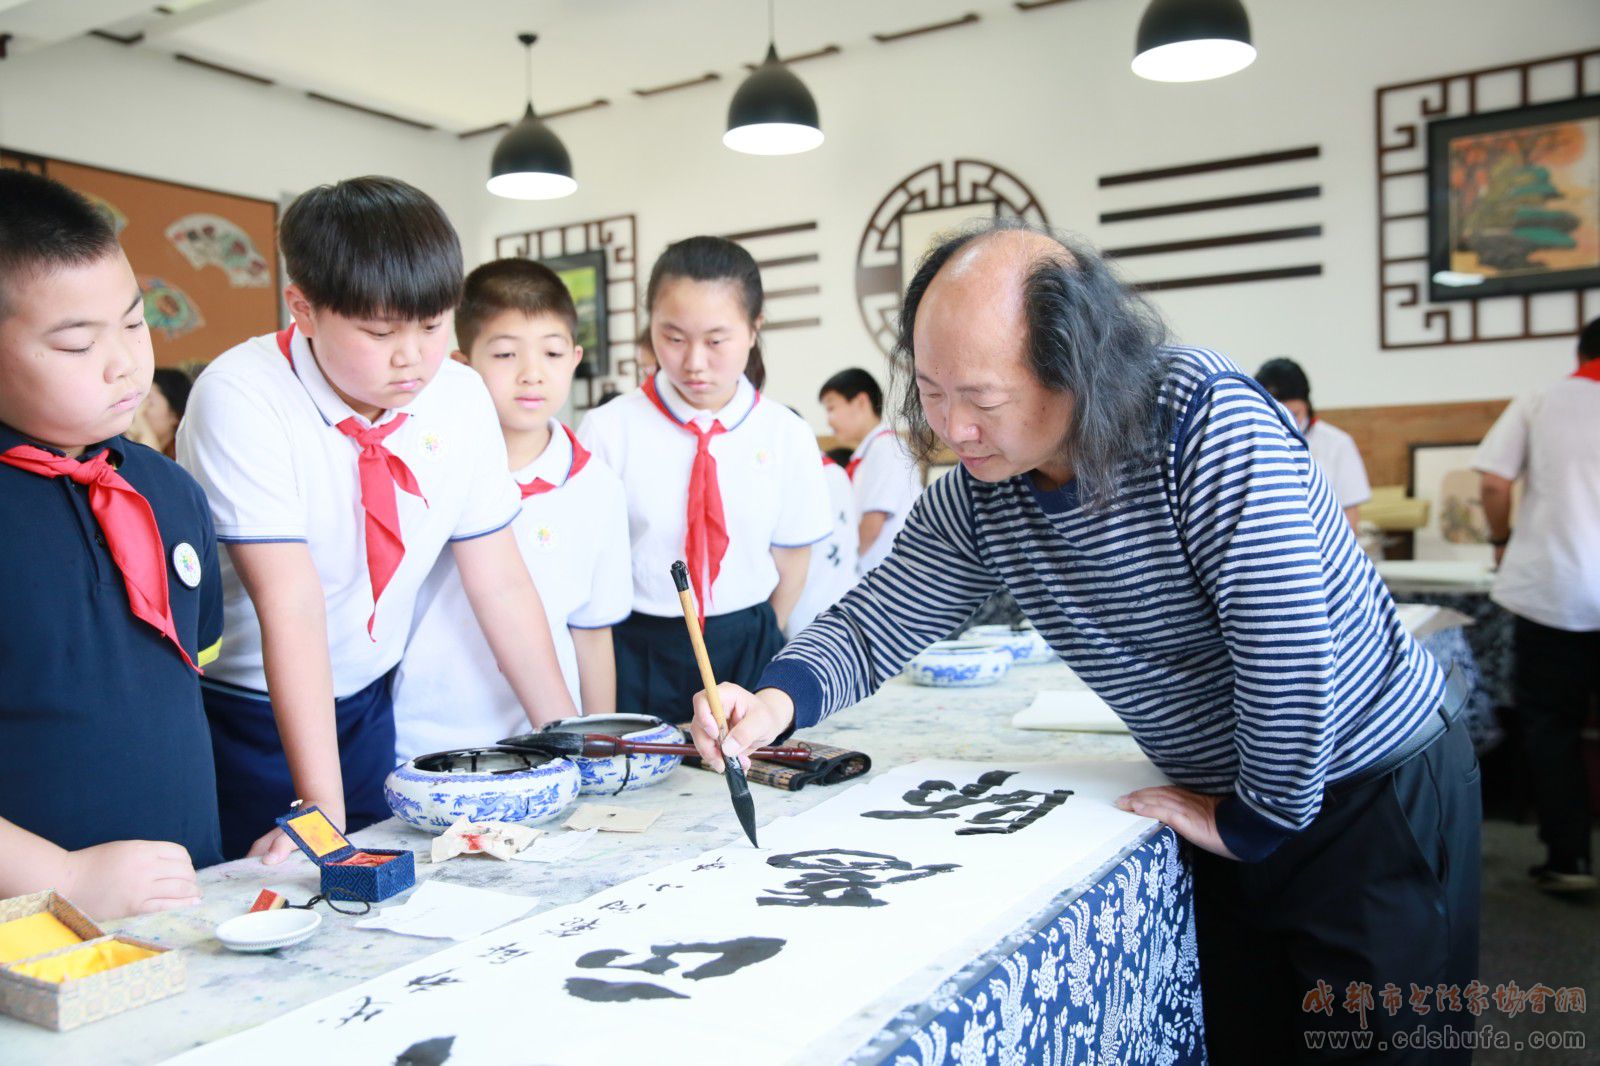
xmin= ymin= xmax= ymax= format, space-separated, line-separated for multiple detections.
xmin=488 ymin=33 xmax=577 ymax=200
xmin=1132 ymin=0 xmax=1256 ymax=83
xmin=724 ymin=0 xmax=822 ymax=156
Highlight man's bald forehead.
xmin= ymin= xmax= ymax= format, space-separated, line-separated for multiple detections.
xmin=931 ymin=227 xmax=1075 ymax=293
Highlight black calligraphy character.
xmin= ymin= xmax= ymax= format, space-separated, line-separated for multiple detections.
xmin=600 ymin=899 xmax=645 ymax=913
xmin=546 ymin=917 xmax=601 ymax=938
xmin=394 ymin=1035 xmax=455 ymax=1065
xmin=565 ymin=938 xmax=786 ymax=1003
xmin=649 ymin=882 xmax=683 ymax=893
xmin=332 ymin=995 xmax=387 ymax=1028
xmin=480 ymin=942 xmax=531 ymax=965
xmin=692 ymin=857 xmax=727 ymax=872
xmin=758 ymin=849 xmax=958 ymax=908
xmin=861 ymin=770 xmax=1072 ymax=835
xmin=406 ymin=970 xmax=461 ymax=994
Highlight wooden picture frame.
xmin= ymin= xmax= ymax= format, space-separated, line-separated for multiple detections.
xmin=1427 ymin=95 xmax=1600 ymax=302
xmin=539 ymin=249 xmax=609 ymax=377
xmin=1407 ymin=442 xmax=1492 ymax=563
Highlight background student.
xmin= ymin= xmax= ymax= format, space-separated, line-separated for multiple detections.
xmin=819 ymin=367 xmax=923 ymax=573
xmin=579 ymin=236 xmax=830 ymax=724
xmin=393 ymin=259 xmax=631 ymax=761
xmin=1256 ymin=357 xmax=1372 ymax=531
xmin=179 ymin=177 xmax=577 ymax=862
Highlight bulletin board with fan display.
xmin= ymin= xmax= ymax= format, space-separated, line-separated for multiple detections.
xmin=1 ymin=148 xmax=279 ymax=368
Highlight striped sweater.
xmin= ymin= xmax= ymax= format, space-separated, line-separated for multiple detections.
xmin=760 ymin=346 xmax=1444 ymax=862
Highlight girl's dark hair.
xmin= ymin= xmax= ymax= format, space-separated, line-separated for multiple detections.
xmin=279 ymin=176 xmax=463 ymax=321
xmin=150 ymin=367 xmax=193 ymax=417
xmin=645 ymin=236 xmax=765 ymax=391
xmin=819 ymin=367 xmax=884 ymax=416
xmin=895 ymin=218 xmax=1170 ymax=511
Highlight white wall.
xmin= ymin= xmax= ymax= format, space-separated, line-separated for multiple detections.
xmin=3 ymin=3 xmax=1596 ymax=426
xmin=0 ymin=34 xmax=483 ymax=280
xmin=464 ymin=0 xmax=1600 ymax=426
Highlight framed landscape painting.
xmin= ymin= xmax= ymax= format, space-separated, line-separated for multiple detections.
xmin=1427 ymin=95 xmax=1600 ymax=301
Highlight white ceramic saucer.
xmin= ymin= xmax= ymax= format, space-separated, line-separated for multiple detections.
xmin=215 ymin=908 xmax=321 ymax=953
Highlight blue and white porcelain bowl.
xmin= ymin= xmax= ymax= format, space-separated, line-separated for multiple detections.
xmin=905 ymin=640 xmax=1014 ymax=688
xmin=384 ymin=748 xmax=581 ymax=833
xmin=963 ymin=624 xmax=1055 ymax=666
xmin=540 ymin=714 xmax=684 ymax=795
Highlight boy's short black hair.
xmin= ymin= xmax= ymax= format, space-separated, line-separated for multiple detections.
xmin=1579 ymin=316 xmax=1600 ymax=362
xmin=456 ymin=258 xmax=578 ymax=354
xmin=279 ymin=176 xmax=462 ymax=321
xmin=0 ymin=168 xmax=121 ymax=321
xmin=819 ymin=367 xmax=884 ymax=416
xmin=1255 ymin=357 xmax=1311 ymax=403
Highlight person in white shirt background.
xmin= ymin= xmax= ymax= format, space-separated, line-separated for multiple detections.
xmin=579 ymin=236 xmax=831 ymax=725
xmin=392 ymin=258 xmax=632 ymax=764
xmin=1256 ymin=357 xmax=1372 ymax=531
xmin=1474 ymin=316 xmax=1600 ymax=894
xmin=819 ymin=367 xmax=924 ymax=573
xmin=786 ymin=447 xmax=860 ymax=638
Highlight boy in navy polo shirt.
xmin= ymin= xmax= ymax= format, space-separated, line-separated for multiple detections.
xmin=0 ymin=169 xmax=222 ymax=919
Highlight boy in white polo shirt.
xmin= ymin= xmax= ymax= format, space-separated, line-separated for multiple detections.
xmin=819 ymin=367 xmax=923 ymax=574
xmin=178 ymin=178 xmax=578 ymax=861
xmin=1256 ymin=357 xmax=1372 ymax=531
xmin=392 ymin=259 xmax=630 ymax=761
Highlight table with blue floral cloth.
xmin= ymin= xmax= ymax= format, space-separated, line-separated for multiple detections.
xmin=5 ymin=663 xmax=1202 ymax=1066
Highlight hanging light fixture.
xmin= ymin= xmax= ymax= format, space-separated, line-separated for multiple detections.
xmin=724 ymin=0 xmax=822 ymax=156
xmin=488 ymin=33 xmax=577 ymax=200
xmin=1132 ymin=0 xmax=1256 ymax=83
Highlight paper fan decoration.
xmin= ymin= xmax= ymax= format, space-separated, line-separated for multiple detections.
xmin=141 ymin=277 xmax=205 ymax=339
xmin=164 ymin=213 xmax=272 ymax=287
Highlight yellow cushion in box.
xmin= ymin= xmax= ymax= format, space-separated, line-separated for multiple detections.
xmin=9 ymin=940 xmax=156 ymax=983
xmin=0 ymin=912 xmax=83 ymax=965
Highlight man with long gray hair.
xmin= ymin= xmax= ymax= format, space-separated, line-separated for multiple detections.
xmin=690 ymin=220 xmax=1479 ymax=1062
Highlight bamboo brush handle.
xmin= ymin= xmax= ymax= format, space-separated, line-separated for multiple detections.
xmin=670 ymin=561 xmax=729 ymax=740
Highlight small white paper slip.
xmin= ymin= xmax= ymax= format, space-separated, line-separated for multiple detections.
xmin=508 ymin=827 xmax=598 ymax=863
xmin=564 ymin=805 xmax=662 ymax=833
xmin=1011 ymin=690 xmax=1129 ymax=734
xmin=354 ymin=880 xmax=539 ymax=941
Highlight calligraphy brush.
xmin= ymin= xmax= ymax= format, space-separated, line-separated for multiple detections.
xmin=670 ymin=560 xmax=759 ymax=847
xmin=497 ymin=732 xmax=813 ymax=767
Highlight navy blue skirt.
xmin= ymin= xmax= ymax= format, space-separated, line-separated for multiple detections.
xmin=202 ymin=671 xmax=396 ymax=861
xmin=613 ymin=602 xmax=784 ymax=726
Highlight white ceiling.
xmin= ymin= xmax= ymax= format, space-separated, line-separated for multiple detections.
xmin=3 ymin=0 xmax=1050 ymax=134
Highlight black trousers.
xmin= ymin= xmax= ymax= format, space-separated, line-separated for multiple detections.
xmin=1193 ymin=717 xmax=1482 ymax=1063
xmin=1512 ymin=615 xmax=1599 ymax=867
xmin=613 ymin=603 xmax=784 ymax=726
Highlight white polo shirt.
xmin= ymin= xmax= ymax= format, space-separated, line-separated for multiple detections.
xmin=578 ymin=375 xmax=831 ymax=618
xmin=848 ymin=423 xmax=923 ymax=574
xmin=177 ymin=328 xmax=520 ymax=697
xmin=1305 ymin=419 xmax=1372 ymax=511
xmin=1473 ymin=372 xmax=1600 ymax=631
xmin=391 ymin=423 xmax=632 ymax=761
xmin=787 ymin=457 xmax=859 ymax=638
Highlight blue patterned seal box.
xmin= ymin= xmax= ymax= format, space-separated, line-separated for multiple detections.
xmin=383 ymin=747 xmax=581 ymax=833
xmin=963 ymin=624 xmax=1056 ymax=666
xmin=905 ymin=640 xmax=1014 ymax=688
xmin=276 ymin=804 xmax=416 ymax=904
xmin=539 ymin=713 xmax=684 ymax=795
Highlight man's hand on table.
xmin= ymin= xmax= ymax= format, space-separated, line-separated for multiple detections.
xmin=1115 ymin=786 xmax=1240 ymax=860
xmin=690 ymin=684 xmax=796 ymax=772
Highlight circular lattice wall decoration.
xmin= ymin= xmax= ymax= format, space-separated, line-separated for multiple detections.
xmin=854 ymin=159 xmax=1048 ymax=358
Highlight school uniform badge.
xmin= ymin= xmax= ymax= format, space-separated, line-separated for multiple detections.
xmin=421 ymin=432 xmax=443 ymax=458
xmin=535 ymin=525 xmax=557 ymax=551
xmin=173 ymin=542 xmax=203 ymax=588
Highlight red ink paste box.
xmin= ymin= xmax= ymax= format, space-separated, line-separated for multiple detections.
xmin=276 ymin=804 xmax=416 ymax=904
xmin=0 ymin=890 xmax=184 ymax=1031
